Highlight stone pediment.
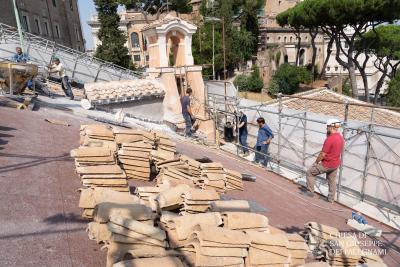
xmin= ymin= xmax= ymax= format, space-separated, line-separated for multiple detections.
xmin=142 ymin=15 xmax=197 ymax=35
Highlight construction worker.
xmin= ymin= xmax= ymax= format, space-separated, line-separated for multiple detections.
xmin=255 ymin=117 xmax=274 ymax=167
xmin=11 ymin=47 xmax=35 ymax=91
xmin=12 ymin=47 xmax=30 ymax=63
xmin=303 ymin=118 xmax=344 ymax=203
xmin=238 ymin=111 xmax=249 ymax=156
xmin=181 ymin=88 xmax=193 ymax=137
xmin=48 ymin=57 xmax=74 ymax=100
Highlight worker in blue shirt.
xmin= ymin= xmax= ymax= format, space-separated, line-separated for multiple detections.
xmin=12 ymin=47 xmax=33 ymax=90
xmin=255 ymin=117 xmax=274 ymax=167
xmin=12 ymin=47 xmax=30 ymax=63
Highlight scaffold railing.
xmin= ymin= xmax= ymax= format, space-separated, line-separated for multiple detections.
xmin=207 ymin=91 xmax=400 ymax=216
xmin=0 ymin=23 xmax=144 ymax=84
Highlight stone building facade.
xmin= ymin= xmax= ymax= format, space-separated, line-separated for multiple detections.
xmin=88 ymin=2 xmax=201 ymax=68
xmin=0 ymin=0 xmax=85 ymax=51
xmin=258 ymin=0 xmax=326 ymax=86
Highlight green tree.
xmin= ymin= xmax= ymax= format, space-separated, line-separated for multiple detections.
xmin=193 ymin=0 xmax=261 ymax=78
xmin=234 ymin=65 xmax=264 ymax=92
xmin=278 ymin=0 xmax=400 ymax=100
xmin=269 ymin=63 xmax=312 ymax=95
xmin=119 ymin=0 xmax=192 ymax=22
xmin=239 ymin=0 xmax=264 ymax=53
xmin=386 ymin=73 xmax=400 ymax=107
xmin=357 ymin=25 xmax=400 ymax=103
xmin=94 ymin=0 xmax=131 ymax=68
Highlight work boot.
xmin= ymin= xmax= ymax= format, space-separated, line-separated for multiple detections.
xmin=300 ymin=191 xmax=314 ymax=198
xmin=327 ymin=197 xmax=334 ymax=203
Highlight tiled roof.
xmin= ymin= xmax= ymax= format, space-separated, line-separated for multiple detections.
xmin=84 ymin=79 xmax=165 ymax=103
xmin=267 ymin=88 xmax=400 ymax=128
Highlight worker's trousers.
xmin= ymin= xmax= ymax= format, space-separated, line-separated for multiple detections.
xmin=306 ymin=162 xmax=338 ymax=201
xmin=61 ymin=76 xmax=74 ymax=99
xmin=239 ymin=132 xmax=248 ymax=153
xmin=183 ymin=113 xmax=192 ymax=137
xmin=255 ymin=144 xmax=269 ymax=166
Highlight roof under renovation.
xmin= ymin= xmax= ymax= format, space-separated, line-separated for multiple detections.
xmin=0 ymin=105 xmax=399 ymax=267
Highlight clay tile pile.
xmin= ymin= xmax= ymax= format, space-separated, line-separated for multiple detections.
xmin=151 ymin=150 xmax=177 ymax=167
xmin=113 ymin=256 xmax=185 ymax=267
xmin=157 ymin=166 xmax=197 ymax=188
xmin=118 ymin=141 xmax=152 ymax=181
xmin=156 ymin=132 xmax=177 ymax=156
xmin=160 ymin=212 xmax=222 ymax=249
xmin=199 ymin=163 xmax=227 ymax=193
xmin=181 ymin=188 xmax=220 ymax=214
xmin=245 ymin=231 xmax=290 ymax=267
xmin=79 ymin=187 xmax=140 ymax=219
xmin=221 ymin=212 xmax=269 ymax=232
xmin=80 ymin=124 xmax=115 ymax=144
xmin=180 ymin=155 xmax=202 ymax=178
xmin=135 ymin=186 xmax=165 ymax=211
xmin=113 ymin=128 xmax=145 ymax=145
xmin=76 ymin=164 xmax=129 ymax=192
xmin=304 ymin=222 xmax=340 ymax=250
xmin=318 ymin=236 xmax=362 ymax=267
xmin=286 ymin=233 xmax=309 ymax=266
xmin=224 ymin=168 xmax=244 ymax=191
xmin=73 ymin=125 xmax=130 ymax=192
xmin=84 ymin=79 xmax=165 ymax=103
xmin=180 ymin=224 xmax=250 ymax=267
xmin=71 ymin=146 xmax=116 ymax=167
xmin=210 ymin=200 xmax=251 ymax=212
xmin=156 ymin=184 xmax=192 ymax=211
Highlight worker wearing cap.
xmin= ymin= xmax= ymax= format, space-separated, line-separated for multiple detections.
xmin=48 ymin=57 xmax=74 ymax=100
xmin=303 ymin=119 xmax=344 ymax=202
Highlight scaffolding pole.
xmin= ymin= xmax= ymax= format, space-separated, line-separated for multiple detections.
xmin=337 ymin=101 xmax=349 ymax=202
xmin=361 ymin=108 xmax=374 ymax=201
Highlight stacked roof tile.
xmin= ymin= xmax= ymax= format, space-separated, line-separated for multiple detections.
xmin=84 ymin=79 xmax=165 ymax=104
xmin=70 ymin=124 xmax=386 ymax=267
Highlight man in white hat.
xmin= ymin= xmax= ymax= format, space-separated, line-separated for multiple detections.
xmin=303 ymin=118 xmax=344 ymax=202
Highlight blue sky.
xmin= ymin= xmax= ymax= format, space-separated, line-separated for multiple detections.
xmin=78 ymin=0 xmax=96 ymax=50
xmin=78 ymin=0 xmax=125 ymax=50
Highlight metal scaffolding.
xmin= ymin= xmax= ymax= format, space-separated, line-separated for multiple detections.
xmin=207 ymin=91 xmax=400 ymax=215
xmin=0 ymin=23 xmax=144 ymax=84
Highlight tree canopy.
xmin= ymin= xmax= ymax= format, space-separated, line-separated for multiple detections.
xmin=193 ymin=0 xmax=263 ymax=78
xmin=269 ymin=63 xmax=312 ymax=95
xmin=386 ymin=73 xmax=400 ymax=107
xmin=119 ymin=0 xmax=192 ymax=21
xmin=94 ymin=0 xmax=132 ymax=69
xmin=356 ymin=24 xmax=400 ymax=103
xmin=277 ymin=0 xmax=400 ymax=100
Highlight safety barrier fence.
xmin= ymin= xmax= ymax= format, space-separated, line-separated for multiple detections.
xmin=206 ymin=91 xmax=400 ymax=216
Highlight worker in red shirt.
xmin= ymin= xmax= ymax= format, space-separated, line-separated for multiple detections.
xmin=303 ymin=118 xmax=344 ymax=202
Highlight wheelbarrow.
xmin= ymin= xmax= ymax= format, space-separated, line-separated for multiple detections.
xmin=0 ymin=61 xmax=38 ymax=95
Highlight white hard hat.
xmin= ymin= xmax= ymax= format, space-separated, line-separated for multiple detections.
xmin=326 ymin=118 xmax=341 ymax=127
